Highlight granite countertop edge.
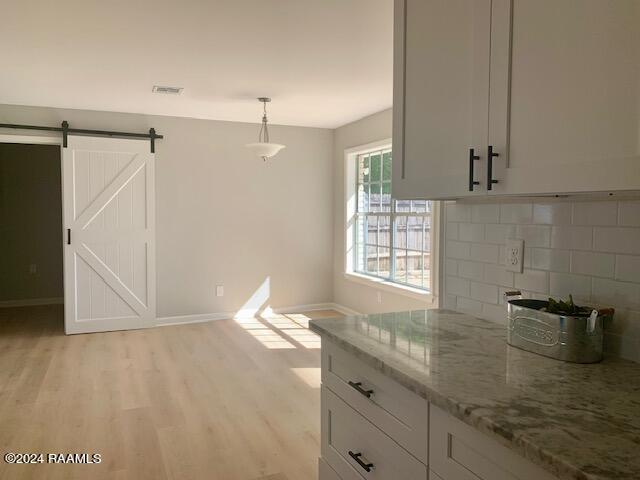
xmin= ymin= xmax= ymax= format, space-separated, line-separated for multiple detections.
xmin=309 ymin=320 xmax=595 ymax=480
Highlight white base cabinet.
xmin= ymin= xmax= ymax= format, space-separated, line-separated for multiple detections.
xmin=318 ymin=340 xmax=558 ymax=480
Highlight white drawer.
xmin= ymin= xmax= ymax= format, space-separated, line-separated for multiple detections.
xmin=321 ymin=386 xmax=428 ymax=480
xmin=319 ymin=457 xmax=342 ymax=480
xmin=322 ymin=340 xmax=428 ymax=463
xmin=430 ymin=405 xmax=557 ymax=480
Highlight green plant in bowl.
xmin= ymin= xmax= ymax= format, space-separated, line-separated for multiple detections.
xmin=545 ymin=295 xmax=591 ymax=316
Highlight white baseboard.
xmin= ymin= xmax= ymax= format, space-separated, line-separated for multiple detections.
xmin=0 ymin=297 xmax=63 ymax=308
xmin=328 ymin=303 xmax=362 ymax=316
xmin=156 ymin=302 xmax=361 ymax=327
xmin=155 ymin=311 xmax=234 ymax=327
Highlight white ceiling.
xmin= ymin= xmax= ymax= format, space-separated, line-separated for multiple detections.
xmin=0 ymin=0 xmax=393 ymax=129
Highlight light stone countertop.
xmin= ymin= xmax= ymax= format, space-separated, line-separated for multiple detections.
xmin=309 ymin=309 xmax=640 ymax=480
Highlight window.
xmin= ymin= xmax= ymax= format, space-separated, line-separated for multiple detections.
xmin=352 ymin=147 xmax=433 ymax=291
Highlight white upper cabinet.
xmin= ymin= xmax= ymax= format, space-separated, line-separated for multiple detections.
xmin=394 ymin=0 xmax=640 ymax=199
xmin=392 ymin=0 xmax=492 ymax=200
xmin=489 ymin=0 xmax=640 ymax=195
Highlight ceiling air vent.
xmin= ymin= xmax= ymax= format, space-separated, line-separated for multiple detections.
xmin=152 ymin=85 xmax=183 ymax=95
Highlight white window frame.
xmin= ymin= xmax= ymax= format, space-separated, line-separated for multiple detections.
xmin=343 ymin=139 xmax=440 ymax=304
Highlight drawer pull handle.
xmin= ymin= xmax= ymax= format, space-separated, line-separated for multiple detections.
xmin=348 ymin=451 xmax=374 ymax=473
xmin=348 ymin=381 xmax=373 ymax=398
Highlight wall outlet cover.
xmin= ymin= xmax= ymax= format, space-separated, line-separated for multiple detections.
xmin=216 ymin=285 xmax=224 ymax=297
xmin=505 ymin=239 xmax=524 ymax=273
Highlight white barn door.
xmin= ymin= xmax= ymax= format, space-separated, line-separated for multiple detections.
xmin=62 ymin=136 xmax=156 ymax=334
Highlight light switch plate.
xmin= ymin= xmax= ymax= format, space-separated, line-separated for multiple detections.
xmin=505 ymin=239 xmax=524 ymax=273
xmin=216 ymin=285 xmax=224 ymax=297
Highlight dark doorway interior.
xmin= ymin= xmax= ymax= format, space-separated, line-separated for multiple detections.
xmin=0 ymin=143 xmax=63 ymax=306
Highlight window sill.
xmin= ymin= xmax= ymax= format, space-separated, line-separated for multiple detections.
xmin=343 ymin=272 xmax=436 ymax=304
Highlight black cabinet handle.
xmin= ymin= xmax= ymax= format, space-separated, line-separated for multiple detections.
xmin=348 ymin=381 xmax=373 ymax=398
xmin=348 ymin=451 xmax=374 ymax=473
xmin=67 ymin=229 xmax=71 ymax=245
xmin=487 ymin=145 xmax=499 ymax=191
xmin=468 ymin=148 xmax=480 ymax=191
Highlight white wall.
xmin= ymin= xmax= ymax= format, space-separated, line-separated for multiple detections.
xmin=0 ymin=104 xmax=334 ymax=318
xmin=0 ymin=144 xmax=63 ymax=302
xmin=443 ymin=199 xmax=640 ymax=362
xmin=332 ymin=108 xmax=434 ymax=314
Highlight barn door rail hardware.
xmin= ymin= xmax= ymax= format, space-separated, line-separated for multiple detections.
xmin=0 ymin=121 xmax=163 ymax=153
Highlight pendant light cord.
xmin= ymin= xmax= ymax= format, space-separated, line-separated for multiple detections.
xmin=259 ymin=100 xmax=270 ymax=143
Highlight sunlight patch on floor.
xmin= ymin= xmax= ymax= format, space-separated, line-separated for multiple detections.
xmin=291 ymin=368 xmax=321 ymax=388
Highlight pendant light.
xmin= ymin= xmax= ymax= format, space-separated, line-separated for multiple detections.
xmin=245 ymin=97 xmax=286 ymax=161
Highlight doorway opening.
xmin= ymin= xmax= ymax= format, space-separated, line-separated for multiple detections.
xmin=0 ymin=141 xmax=64 ymax=329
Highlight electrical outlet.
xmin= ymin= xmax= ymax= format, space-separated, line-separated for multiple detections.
xmin=377 ymin=291 xmax=382 ymax=303
xmin=216 ymin=285 xmax=224 ymax=297
xmin=29 ymin=264 xmax=37 ymax=274
xmin=505 ymin=239 xmax=524 ymax=273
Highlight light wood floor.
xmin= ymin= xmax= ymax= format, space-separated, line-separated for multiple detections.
xmin=0 ymin=305 xmax=342 ymax=480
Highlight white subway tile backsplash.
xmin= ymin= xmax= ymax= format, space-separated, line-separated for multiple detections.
xmin=458 ymin=260 xmax=484 ymax=281
xmin=443 ymin=294 xmax=457 ymax=310
xmin=514 ymin=269 xmax=549 ymax=293
xmin=500 ymin=203 xmax=533 ymax=224
xmin=458 ymin=223 xmax=485 ymax=242
xmin=533 ymin=203 xmax=572 ymax=225
xmin=572 ymin=201 xmax=617 ymax=226
xmin=470 ymin=282 xmax=498 ymax=303
xmin=593 ymin=227 xmax=640 ymax=254
xmin=592 ymin=278 xmax=640 ymax=307
xmin=443 ymin=199 xmax=640 ymax=362
xmin=471 ymin=204 xmax=500 ymax=224
xmin=615 ymin=255 xmax=640 ymax=283
xmin=484 ymin=264 xmax=514 ymax=287
xmin=456 ymin=297 xmax=483 ymax=315
xmin=482 ymin=302 xmax=508 ymax=324
xmin=445 ymin=258 xmax=458 ymax=276
xmin=485 ymin=224 xmax=515 ymax=244
xmin=549 ymin=273 xmax=592 ymax=299
xmin=530 ymin=248 xmax=570 ymax=272
xmin=550 ymin=226 xmax=593 ymax=250
xmin=446 ymin=276 xmax=470 ymax=297
xmin=515 ymin=225 xmax=551 ymax=247
xmin=570 ymin=251 xmax=615 ymax=278
xmin=446 ymin=203 xmax=471 ymax=222
xmin=446 ymin=240 xmax=471 ymax=260
xmin=446 ymin=223 xmax=459 ymax=240
xmin=618 ymin=201 xmax=640 ymax=227
xmin=470 ymin=243 xmax=500 ymax=263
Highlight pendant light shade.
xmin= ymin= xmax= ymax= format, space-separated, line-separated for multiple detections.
xmin=245 ymin=97 xmax=286 ymax=161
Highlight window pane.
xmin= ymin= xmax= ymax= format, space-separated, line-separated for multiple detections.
xmin=366 ymin=215 xmax=378 ymax=245
xmin=382 ymin=182 xmax=392 ymax=212
xmin=411 ymin=200 xmax=427 ymax=213
xmin=395 ymin=216 xmax=407 ymax=249
xmin=424 ymin=253 xmax=431 ymax=286
xmin=396 ymin=199 xmax=411 ymax=213
xmin=370 ymin=183 xmax=381 ymax=212
xmin=378 ymin=247 xmax=391 ymax=278
xmin=407 ymin=216 xmax=424 ymax=250
xmin=379 ymin=215 xmax=391 ymax=247
xmin=406 ymin=251 xmax=423 ymax=288
xmin=370 ymin=153 xmax=381 ymax=182
xmin=394 ymin=249 xmax=407 ymax=283
xmin=358 ymin=154 xmax=370 ymax=184
xmin=366 ymin=245 xmax=378 ymax=274
xmin=357 ymin=184 xmax=369 ymax=213
xmin=382 ymin=151 xmax=392 ymax=181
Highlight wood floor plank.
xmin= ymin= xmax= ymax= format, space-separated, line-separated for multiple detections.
xmin=0 ymin=305 xmax=343 ymax=479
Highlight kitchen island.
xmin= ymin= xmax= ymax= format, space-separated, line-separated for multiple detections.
xmin=309 ymin=309 xmax=640 ymax=480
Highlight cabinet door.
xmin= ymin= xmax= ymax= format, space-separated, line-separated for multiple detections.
xmin=392 ymin=0 xmax=492 ymax=200
xmin=489 ymin=0 xmax=640 ymax=195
